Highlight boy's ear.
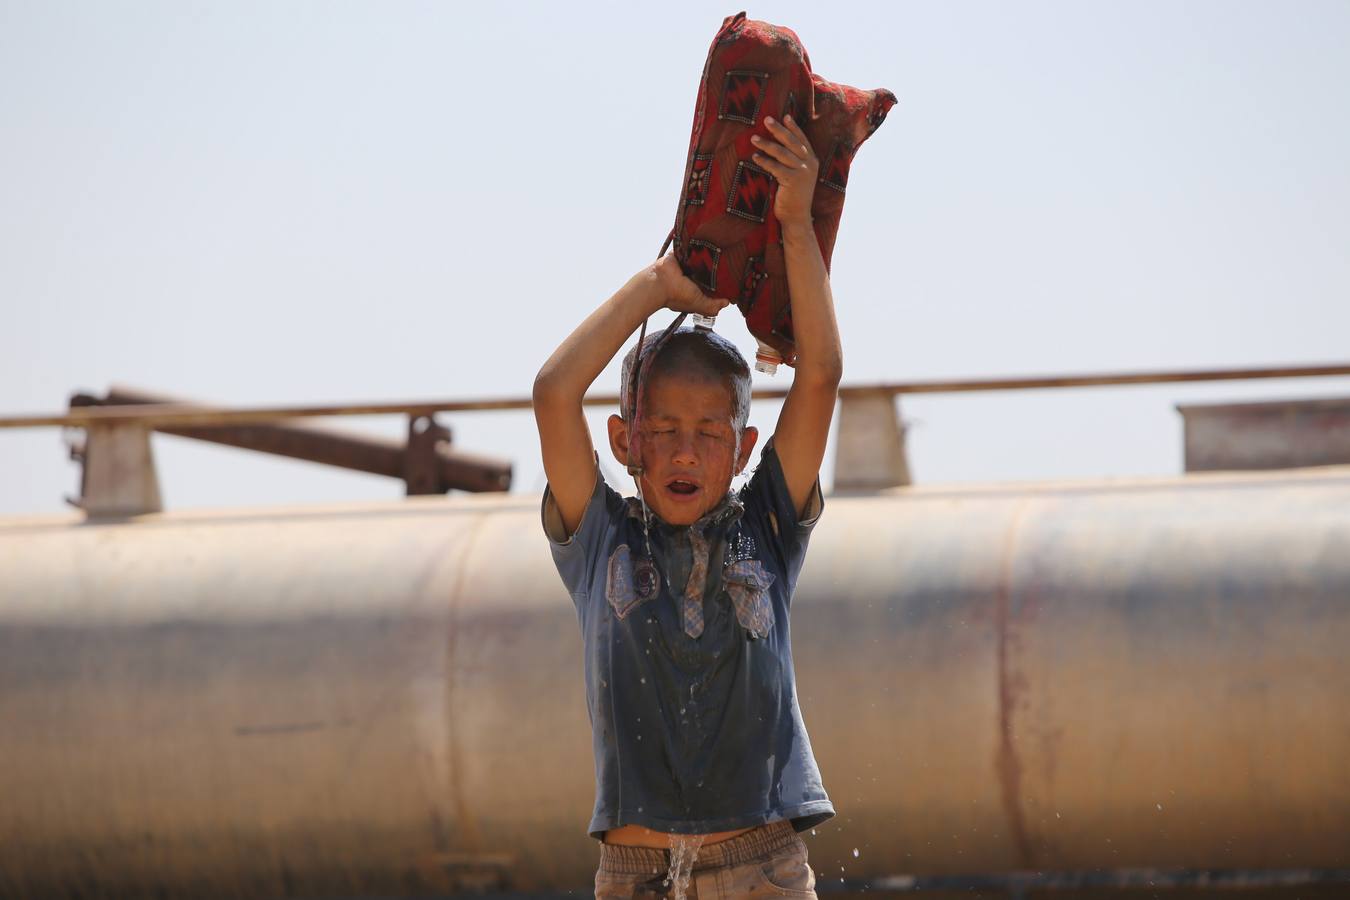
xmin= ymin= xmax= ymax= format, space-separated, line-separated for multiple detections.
xmin=606 ymin=414 xmax=631 ymax=467
xmin=735 ymin=426 xmax=759 ymax=475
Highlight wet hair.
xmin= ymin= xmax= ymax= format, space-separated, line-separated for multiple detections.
xmin=619 ymin=327 xmax=751 ymax=430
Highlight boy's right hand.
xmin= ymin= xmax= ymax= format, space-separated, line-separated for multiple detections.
xmin=653 ymin=254 xmax=730 ymax=318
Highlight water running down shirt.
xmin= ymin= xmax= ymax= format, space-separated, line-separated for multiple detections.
xmin=541 ymin=441 xmax=834 ymax=838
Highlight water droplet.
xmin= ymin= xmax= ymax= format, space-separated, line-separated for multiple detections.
xmin=852 ymin=848 xmax=860 ymax=858
xmin=1156 ymin=803 xmax=1163 ymax=811
xmin=1055 ymin=812 xmax=1061 ymax=819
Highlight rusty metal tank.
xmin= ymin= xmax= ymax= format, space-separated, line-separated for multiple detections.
xmin=1 ymin=464 xmax=1348 ymax=897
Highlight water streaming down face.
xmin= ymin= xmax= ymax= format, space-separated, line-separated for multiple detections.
xmin=662 ymin=833 xmax=705 ymax=900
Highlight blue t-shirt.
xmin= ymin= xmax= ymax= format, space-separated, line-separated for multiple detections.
xmin=541 ymin=440 xmax=835 ymax=839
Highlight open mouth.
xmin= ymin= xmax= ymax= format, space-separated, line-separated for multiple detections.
xmin=665 ymin=478 xmax=702 ymax=499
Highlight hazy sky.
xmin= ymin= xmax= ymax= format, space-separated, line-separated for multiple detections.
xmin=2 ymin=0 xmax=1348 ymax=516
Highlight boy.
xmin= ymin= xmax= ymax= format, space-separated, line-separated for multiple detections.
xmin=533 ymin=115 xmax=839 ymax=899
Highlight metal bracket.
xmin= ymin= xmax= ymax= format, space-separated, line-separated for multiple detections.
xmin=1177 ymin=396 xmax=1350 ymax=472
xmin=404 ymin=414 xmax=453 ymax=495
xmin=832 ymin=390 xmax=912 ymax=492
xmin=66 ymin=422 xmax=163 ymax=517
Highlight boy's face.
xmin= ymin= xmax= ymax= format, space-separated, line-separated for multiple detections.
xmin=608 ymin=371 xmax=758 ymax=526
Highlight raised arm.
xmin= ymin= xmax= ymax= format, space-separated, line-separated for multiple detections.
xmin=533 ymin=257 xmax=727 ymax=536
xmin=750 ymin=115 xmax=843 ymax=517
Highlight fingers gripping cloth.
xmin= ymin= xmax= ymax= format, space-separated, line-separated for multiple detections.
xmin=670 ymin=11 xmax=896 ymax=371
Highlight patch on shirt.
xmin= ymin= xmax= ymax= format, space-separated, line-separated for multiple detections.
xmin=606 ymin=544 xmax=660 ymax=620
xmin=727 ymin=529 xmax=759 ymax=563
xmin=723 ymin=558 xmax=775 ymax=639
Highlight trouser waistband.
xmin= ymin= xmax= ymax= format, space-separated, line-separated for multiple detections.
xmin=597 ymin=820 xmax=800 ymax=876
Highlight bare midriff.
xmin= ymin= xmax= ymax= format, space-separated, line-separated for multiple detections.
xmin=603 ymin=823 xmax=757 ymax=848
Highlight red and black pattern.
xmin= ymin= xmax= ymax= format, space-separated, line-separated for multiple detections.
xmin=684 ymin=239 xmax=722 ymax=293
xmin=669 ymin=13 xmax=895 ymax=367
xmin=737 ymin=255 xmax=769 ymax=313
xmin=718 ymin=70 xmax=769 ymax=125
xmin=819 ymin=142 xmax=854 ymax=193
xmin=726 ymin=161 xmax=775 ymax=223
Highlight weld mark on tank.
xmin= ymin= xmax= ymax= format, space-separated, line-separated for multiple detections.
xmin=234 ymin=719 xmax=330 ymax=736
xmin=994 ymin=500 xmax=1034 ymax=868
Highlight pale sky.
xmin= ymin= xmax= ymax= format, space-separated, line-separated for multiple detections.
xmin=2 ymin=0 xmax=1348 ymax=515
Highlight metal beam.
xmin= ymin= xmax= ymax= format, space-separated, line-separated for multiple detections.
xmin=70 ymin=387 xmax=511 ymax=495
xmin=3 ymin=362 xmax=1348 ymax=430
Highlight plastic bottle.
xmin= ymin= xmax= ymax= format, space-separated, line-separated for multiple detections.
xmin=754 ymin=340 xmax=782 ymax=375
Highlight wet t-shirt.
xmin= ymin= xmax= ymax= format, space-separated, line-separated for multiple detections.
xmin=541 ymin=440 xmax=835 ymax=839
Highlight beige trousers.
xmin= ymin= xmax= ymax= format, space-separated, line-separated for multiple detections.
xmin=594 ymin=819 xmax=818 ymax=898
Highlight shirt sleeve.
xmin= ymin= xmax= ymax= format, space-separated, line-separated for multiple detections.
xmin=738 ymin=437 xmax=824 ymax=588
xmin=540 ymin=456 xmax=622 ymax=601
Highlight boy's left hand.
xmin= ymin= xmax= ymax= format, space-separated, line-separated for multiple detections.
xmin=751 ymin=115 xmax=818 ymax=227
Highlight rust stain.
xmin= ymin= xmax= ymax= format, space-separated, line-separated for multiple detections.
xmin=444 ymin=512 xmax=492 ymax=855
xmin=994 ymin=500 xmax=1034 ymax=868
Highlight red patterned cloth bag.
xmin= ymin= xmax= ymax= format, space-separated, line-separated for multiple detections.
xmin=671 ymin=12 xmax=896 ymax=371
xmin=625 ymin=13 xmax=894 ymax=485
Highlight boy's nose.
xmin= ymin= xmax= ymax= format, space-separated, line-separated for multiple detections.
xmin=672 ymin=434 xmax=699 ymax=465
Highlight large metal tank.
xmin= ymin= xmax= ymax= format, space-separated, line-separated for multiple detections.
xmin=1 ymin=465 xmax=1348 ymax=897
